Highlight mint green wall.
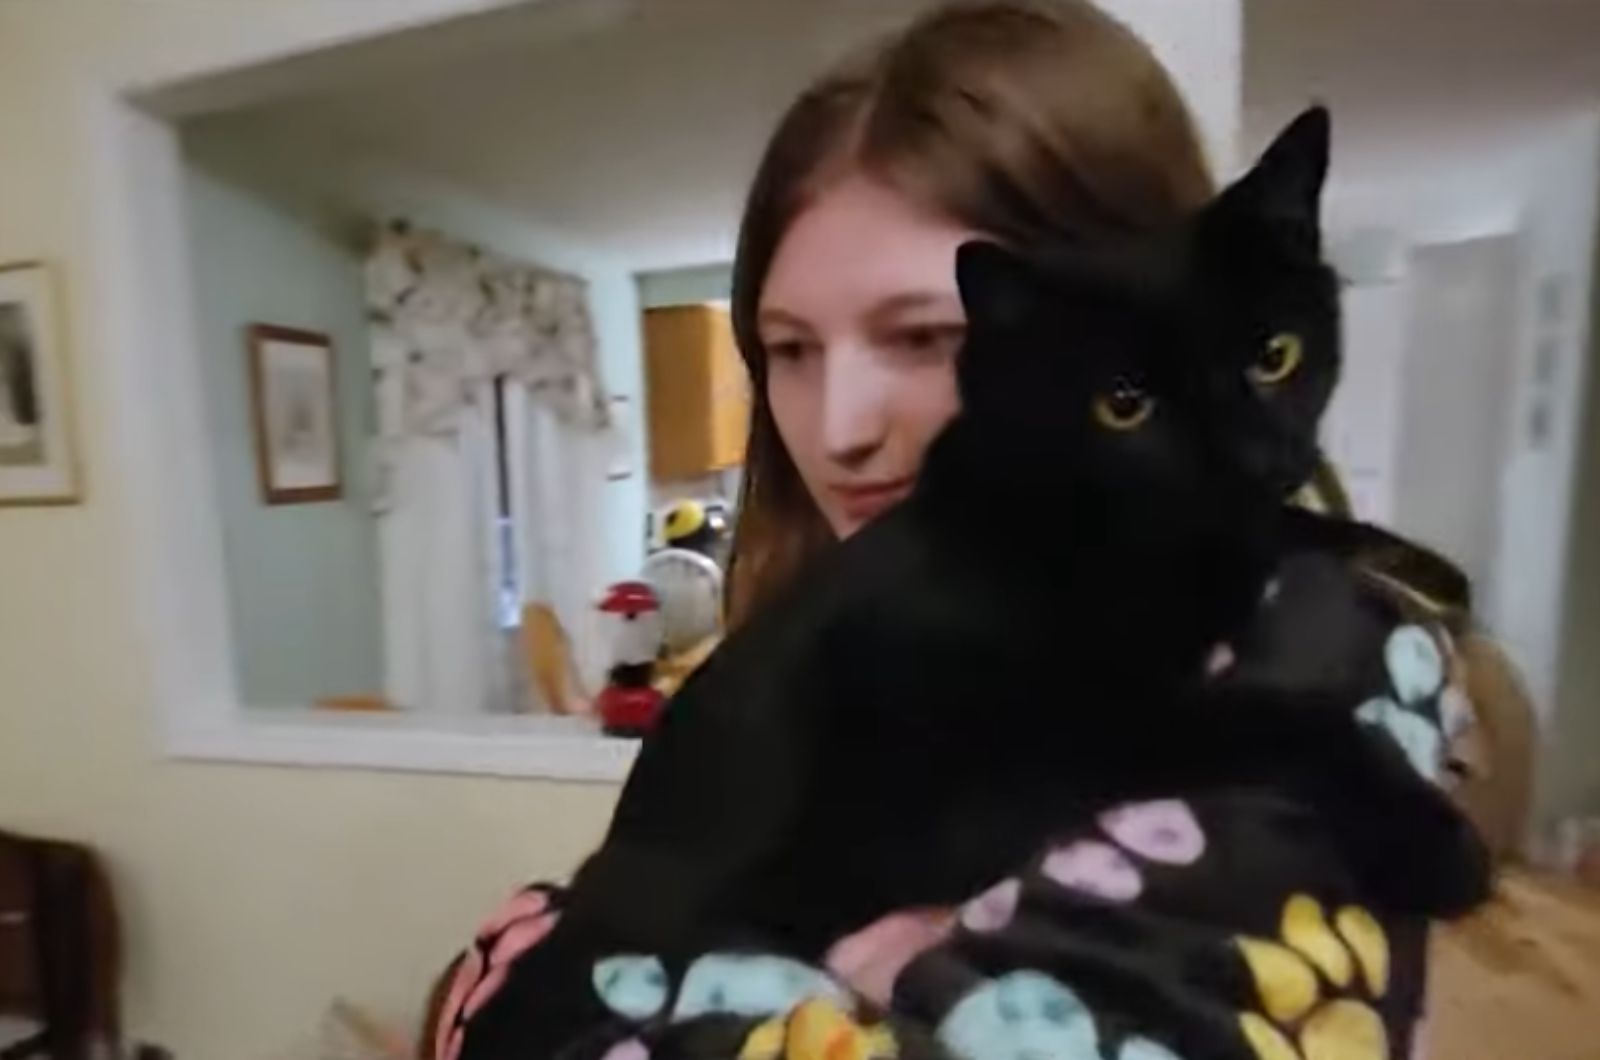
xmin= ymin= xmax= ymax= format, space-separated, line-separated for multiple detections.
xmin=635 ymin=263 xmax=732 ymax=308
xmin=182 ymin=147 xmax=384 ymax=705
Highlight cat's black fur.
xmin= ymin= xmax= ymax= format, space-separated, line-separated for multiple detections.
xmin=557 ymin=109 xmax=1487 ymax=977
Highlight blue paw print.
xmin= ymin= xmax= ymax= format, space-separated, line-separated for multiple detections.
xmin=593 ymin=955 xmax=670 ymax=1020
xmin=672 ymin=952 xmax=847 ymax=1021
xmin=939 ymin=970 xmax=1098 ymax=1060
xmin=595 ymin=951 xmax=849 ymax=1025
xmin=938 ymin=970 xmax=1188 ymax=1060
xmin=1356 ymin=625 xmax=1447 ymax=781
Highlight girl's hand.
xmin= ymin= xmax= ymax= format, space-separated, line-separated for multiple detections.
xmin=824 ymin=907 xmax=956 ymax=1007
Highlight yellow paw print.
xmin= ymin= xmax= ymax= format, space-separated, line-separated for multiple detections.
xmin=739 ymin=997 xmax=898 ymax=1060
xmin=1234 ymin=895 xmax=1390 ymax=1060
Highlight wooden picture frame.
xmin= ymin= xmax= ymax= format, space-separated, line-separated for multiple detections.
xmin=0 ymin=261 xmax=80 ymax=507
xmin=247 ymin=324 xmax=342 ymax=505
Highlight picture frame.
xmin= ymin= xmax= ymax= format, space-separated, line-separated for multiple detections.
xmin=247 ymin=324 xmax=343 ymax=504
xmin=0 ymin=261 xmax=80 ymax=507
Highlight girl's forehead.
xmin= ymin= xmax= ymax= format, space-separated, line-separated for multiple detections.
xmin=760 ymin=174 xmax=978 ymax=322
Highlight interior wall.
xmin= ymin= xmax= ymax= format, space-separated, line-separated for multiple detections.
xmin=0 ymin=2 xmax=1242 ymax=1056
xmin=183 ymin=143 xmax=386 ymax=705
xmin=1390 ymin=237 xmax=1519 ymax=590
xmin=1491 ymin=115 xmax=1600 ymax=726
xmin=1545 ymin=115 xmax=1600 ymax=823
xmin=0 ymin=5 xmax=621 ymax=1057
xmin=1547 ymin=245 xmax=1600 ymax=819
xmin=635 ymin=263 xmax=733 ymax=310
xmin=1305 ymin=113 xmax=1599 ymax=745
xmin=180 ymin=114 xmax=650 ymax=691
xmin=1114 ymin=0 xmax=1241 ymax=176
xmin=1322 ymin=278 xmax=1408 ymax=524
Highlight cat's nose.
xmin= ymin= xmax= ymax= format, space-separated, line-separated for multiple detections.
xmin=1235 ymin=438 xmax=1316 ymax=497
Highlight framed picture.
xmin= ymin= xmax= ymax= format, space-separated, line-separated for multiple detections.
xmin=0 ymin=262 xmax=79 ymax=507
xmin=248 ymin=324 xmax=342 ymax=504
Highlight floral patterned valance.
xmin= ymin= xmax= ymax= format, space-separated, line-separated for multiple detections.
xmin=365 ymin=221 xmax=609 ymax=437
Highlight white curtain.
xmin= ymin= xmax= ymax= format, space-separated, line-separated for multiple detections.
xmin=365 ymin=223 xmax=608 ymax=714
xmin=376 ymin=427 xmax=498 ymax=716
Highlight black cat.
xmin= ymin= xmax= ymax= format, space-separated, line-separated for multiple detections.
xmin=466 ymin=110 xmax=1488 ymax=1057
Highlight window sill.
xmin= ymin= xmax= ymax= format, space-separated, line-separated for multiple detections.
xmin=164 ymin=708 xmax=638 ymax=782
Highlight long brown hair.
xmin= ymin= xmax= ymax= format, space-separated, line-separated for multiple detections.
xmin=726 ymin=0 xmax=1216 ymax=623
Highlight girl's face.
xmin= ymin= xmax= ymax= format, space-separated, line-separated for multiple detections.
xmin=758 ymin=174 xmax=975 ymax=539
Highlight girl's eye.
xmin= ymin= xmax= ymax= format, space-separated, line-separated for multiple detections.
xmin=1092 ymin=382 xmax=1155 ymax=431
xmin=766 ymin=338 xmax=818 ymax=364
xmin=890 ymin=324 xmax=965 ymax=359
xmin=1249 ymin=332 xmax=1304 ymax=385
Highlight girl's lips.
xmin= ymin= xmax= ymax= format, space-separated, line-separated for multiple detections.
xmin=831 ymin=478 xmax=914 ymax=521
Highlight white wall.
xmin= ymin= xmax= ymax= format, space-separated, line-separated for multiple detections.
xmin=1490 ymin=115 xmax=1600 ymax=721
xmin=1530 ymin=115 xmax=1600 ymax=822
xmin=1107 ymin=0 xmax=1241 ymax=176
xmin=1333 ymin=114 xmax=1600 ymax=823
xmin=1391 ymin=237 xmax=1520 ymax=591
xmin=195 ymin=0 xmax=1243 ymax=270
xmin=0 ymin=2 xmax=1240 ymax=1055
xmin=1322 ymin=279 xmax=1407 ymax=524
xmin=1549 ymin=252 xmax=1600 ymax=818
xmin=1307 ymin=114 xmax=1600 ymax=734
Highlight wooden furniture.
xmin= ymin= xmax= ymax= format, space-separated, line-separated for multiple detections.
xmin=313 ymin=694 xmax=395 ymax=712
xmin=522 ymin=602 xmax=588 ymax=714
xmin=642 ymin=305 xmax=749 ymax=481
xmin=0 ymin=831 xmax=120 ymax=1060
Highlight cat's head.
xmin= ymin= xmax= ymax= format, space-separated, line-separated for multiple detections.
xmin=951 ymin=106 xmax=1339 ymax=519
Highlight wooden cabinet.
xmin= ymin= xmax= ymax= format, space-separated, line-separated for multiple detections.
xmin=642 ymin=304 xmax=750 ymax=481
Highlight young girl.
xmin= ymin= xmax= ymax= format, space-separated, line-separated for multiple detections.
xmin=430 ymin=4 xmax=1485 ymax=1058
xmin=721 ymin=0 xmax=1212 ymax=622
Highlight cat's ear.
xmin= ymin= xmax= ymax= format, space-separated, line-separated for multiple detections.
xmin=956 ymin=241 xmax=1048 ymax=334
xmin=1220 ymin=105 xmax=1330 ymax=240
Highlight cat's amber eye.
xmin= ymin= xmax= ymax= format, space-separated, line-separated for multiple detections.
xmin=1250 ymin=333 xmax=1304 ymax=385
xmin=1093 ymin=383 xmax=1155 ymax=431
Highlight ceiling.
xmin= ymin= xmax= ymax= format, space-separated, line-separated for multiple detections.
xmin=1243 ymin=0 xmax=1600 ymax=177
xmin=190 ymin=0 xmax=946 ymax=269
xmin=186 ymin=0 xmax=1600 ymax=266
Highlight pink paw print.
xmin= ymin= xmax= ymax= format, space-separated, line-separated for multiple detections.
xmin=960 ymin=878 xmax=1022 ymax=933
xmin=954 ymin=801 xmax=1207 ymax=934
xmin=435 ymin=888 xmax=562 ymax=1060
xmin=1042 ymin=841 xmax=1144 ymax=902
xmin=1042 ymin=800 xmax=1207 ymax=907
xmin=823 ymin=802 xmax=1207 ymax=1006
xmin=1099 ymin=799 xmax=1207 ymax=866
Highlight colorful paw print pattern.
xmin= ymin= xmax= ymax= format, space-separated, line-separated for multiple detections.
xmin=593 ymin=951 xmax=849 ymax=1024
xmin=435 ymin=887 xmax=562 ymax=1060
xmin=591 ymin=951 xmax=855 ymax=1060
xmin=962 ymin=799 xmax=1207 ymax=922
xmin=738 ymin=997 xmax=899 ymax=1060
xmin=1355 ymin=625 xmax=1451 ymax=782
xmin=672 ymin=953 xmax=850 ymax=1021
xmin=1234 ymin=894 xmax=1391 ymax=1060
xmin=592 ymin=955 xmax=672 ymax=1020
xmin=934 ymin=801 xmax=1208 ymax=1060
xmin=938 ymin=971 xmax=1184 ymax=1060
